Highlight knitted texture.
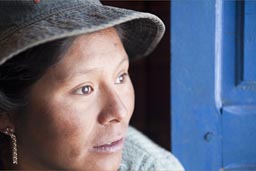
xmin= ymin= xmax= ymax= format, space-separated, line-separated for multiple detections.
xmin=119 ymin=126 xmax=185 ymax=171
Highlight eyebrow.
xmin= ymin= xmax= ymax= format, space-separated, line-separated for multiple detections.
xmin=62 ymin=56 xmax=129 ymax=82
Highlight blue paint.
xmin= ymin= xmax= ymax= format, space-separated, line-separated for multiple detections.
xmin=221 ymin=1 xmax=256 ymax=169
xmin=221 ymin=1 xmax=256 ymax=167
xmin=224 ymin=162 xmax=256 ymax=171
xmin=171 ymin=0 xmax=256 ymax=170
xmin=215 ymin=0 xmax=224 ymax=112
xmin=244 ymin=2 xmax=256 ymax=81
xmin=223 ymin=105 xmax=256 ymax=115
xmin=221 ymin=0 xmax=256 ymax=105
xmin=171 ymin=0 xmax=221 ymax=170
xmin=223 ymin=107 xmax=256 ymax=168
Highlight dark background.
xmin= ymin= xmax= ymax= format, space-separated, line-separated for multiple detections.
xmin=102 ymin=1 xmax=171 ymax=151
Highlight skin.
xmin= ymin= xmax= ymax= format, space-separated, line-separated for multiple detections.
xmin=1 ymin=27 xmax=135 ymax=170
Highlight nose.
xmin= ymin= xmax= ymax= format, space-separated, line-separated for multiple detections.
xmin=98 ymin=85 xmax=128 ymax=125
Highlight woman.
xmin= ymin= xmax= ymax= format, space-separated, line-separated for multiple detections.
xmin=0 ymin=0 xmax=184 ymax=170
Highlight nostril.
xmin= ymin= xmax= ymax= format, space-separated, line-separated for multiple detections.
xmin=98 ymin=110 xmax=124 ymax=125
xmin=98 ymin=102 xmax=127 ymax=125
xmin=98 ymin=86 xmax=128 ymax=125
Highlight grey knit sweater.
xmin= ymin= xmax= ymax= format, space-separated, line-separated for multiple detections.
xmin=119 ymin=126 xmax=184 ymax=171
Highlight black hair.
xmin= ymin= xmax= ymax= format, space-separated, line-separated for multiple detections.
xmin=0 ymin=36 xmax=76 ymax=115
xmin=0 ymin=27 xmax=125 ymax=116
xmin=0 ymin=36 xmax=76 ymax=168
xmin=0 ymin=27 xmax=124 ymax=168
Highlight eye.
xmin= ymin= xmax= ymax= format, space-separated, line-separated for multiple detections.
xmin=115 ymin=73 xmax=128 ymax=84
xmin=74 ymin=85 xmax=94 ymax=95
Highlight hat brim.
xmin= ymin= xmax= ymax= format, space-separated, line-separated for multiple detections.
xmin=0 ymin=3 xmax=165 ymax=65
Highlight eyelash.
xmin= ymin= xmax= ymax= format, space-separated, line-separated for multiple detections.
xmin=74 ymin=72 xmax=128 ymax=95
xmin=115 ymin=72 xmax=128 ymax=84
xmin=74 ymin=85 xmax=94 ymax=95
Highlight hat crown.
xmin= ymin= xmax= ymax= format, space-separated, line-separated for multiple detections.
xmin=0 ymin=0 xmax=101 ymax=32
xmin=0 ymin=0 xmax=165 ymax=66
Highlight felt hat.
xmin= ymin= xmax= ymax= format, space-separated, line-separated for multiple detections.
xmin=0 ymin=0 xmax=165 ymax=65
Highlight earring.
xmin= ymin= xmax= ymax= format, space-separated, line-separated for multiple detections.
xmin=3 ymin=128 xmax=18 ymax=165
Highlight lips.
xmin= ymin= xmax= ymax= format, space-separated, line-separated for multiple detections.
xmin=91 ymin=137 xmax=124 ymax=153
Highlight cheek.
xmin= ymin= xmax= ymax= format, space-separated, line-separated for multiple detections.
xmin=27 ymin=98 xmax=82 ymax=138
xmin=18 ymin=95 xmax=96 ymax=160
xmin=123 ymin=80 xmax=135 ymax=119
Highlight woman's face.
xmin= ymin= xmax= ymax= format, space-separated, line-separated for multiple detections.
xmin=15 ymin=28 xmax=135 ymax=171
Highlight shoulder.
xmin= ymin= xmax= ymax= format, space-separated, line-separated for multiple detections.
xmin=119 ymin=126 xmax=185 ymax=171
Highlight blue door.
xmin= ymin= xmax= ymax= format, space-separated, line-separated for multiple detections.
xmin=171 ymin=0 xmax=256 ymax=170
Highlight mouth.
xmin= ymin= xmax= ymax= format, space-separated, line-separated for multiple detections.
xmin=91 ymin=137 xmax=124 ymax=153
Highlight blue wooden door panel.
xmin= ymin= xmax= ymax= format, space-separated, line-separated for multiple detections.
xmin=221 ymin=0 xmax=256 ymax=104
xmin=221 ymin=1 xmax=256 ymax=169
xmin=172 ymin=0 xmax=256 ymax=170
xmin=244 ymin=2 xmax=256 ymax=81
xmin=223 ymin=107 xmax=256 ymax=168
xmin=171 ymin=1 xmax=221 ymax=170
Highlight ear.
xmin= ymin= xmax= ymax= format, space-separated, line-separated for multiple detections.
xmin=0 ymin=112 xmax=15 ymax=133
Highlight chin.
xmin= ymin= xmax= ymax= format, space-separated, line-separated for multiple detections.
xmin=89 ymin=151 xmax=123 ymax=171
xmin=66 ymin=150 xmax=122 ymax=171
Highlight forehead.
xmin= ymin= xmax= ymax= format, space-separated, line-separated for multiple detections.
xmin=47 ymin=27 xmax=128 ymax=82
